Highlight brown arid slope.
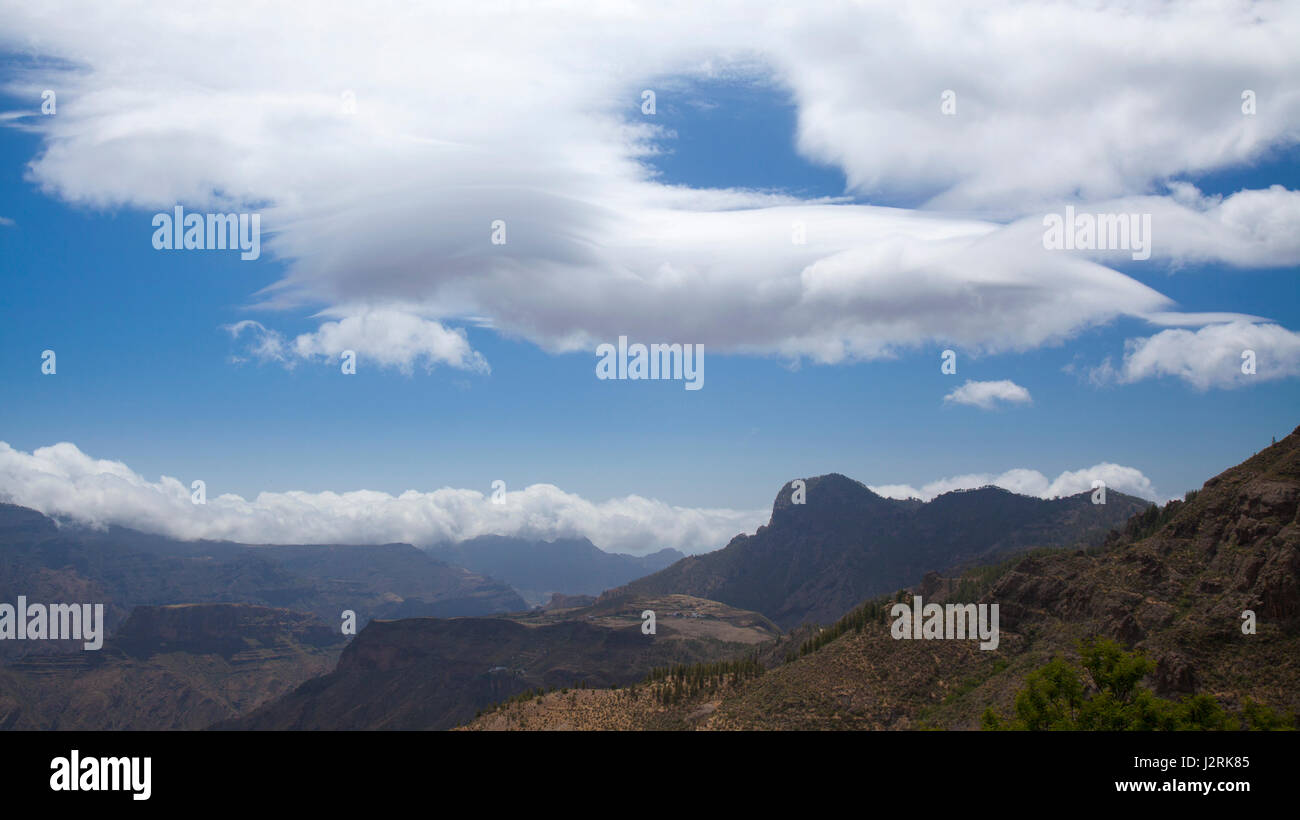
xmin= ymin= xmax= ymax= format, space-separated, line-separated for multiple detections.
xmin=461 ymin=677 xmax=753 ymax=731
xmin=0 ymin=603 xmax=344 ymax=730
xmin=512 ymin=592 xmax=779 ymax=645
xmin=459 ymin=428 xmax=1300 ymax=730
xmin=225 ymin=593 xmax=778 ymax=730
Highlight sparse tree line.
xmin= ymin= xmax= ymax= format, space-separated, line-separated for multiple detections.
xmin=794 ymin=596 xmax=896 ymax=659
xmin=475 ymin=658 xmax=770 ymax=717
xmin=789 ymin=551 xmax=1063 ymax=662
xmin=641 ymin=656 xmax=765 ymax=705
xmin=1119 ymin=490 xmax=1199 ymax=544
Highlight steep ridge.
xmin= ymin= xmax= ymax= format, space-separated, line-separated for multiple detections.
xmin=462 ymin=429 xmax=1300 ymax=730
xmin=0 ymin=603 xmax=345 ymax=730
xmin=610 ymin=475 xmax=1147 ymax=629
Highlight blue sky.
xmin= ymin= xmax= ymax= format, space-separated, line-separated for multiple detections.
xmin=0 ymin=3 xmax=1297 ymax=554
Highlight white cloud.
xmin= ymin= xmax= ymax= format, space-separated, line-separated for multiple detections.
xmin=0 ymin=441 xmax=763 ymax=556
xmin=778 ymin=7 xmax=1300 ymax=214
xmin=944 ymin=379 xmax=1032 ymax=410
xmin=226 ymin=308 xmax=488 ymax=373
xmin=1093 ymin=320 xmax=1300 ymax=390
xmin=1 ymin=2 xmax=1297 ymax=369
xmin=1119 ymin=186 xmax=1300 ymax=269
xmin=7 ymin=2 xmax=1298 ymax=214
xmin=871 ymin=462 xmax=1157 ymax=503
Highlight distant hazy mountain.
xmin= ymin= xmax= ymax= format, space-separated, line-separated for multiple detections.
xmin=607 ymin=475 xmax=1149 ymax=629
xmin=427 ymin=535 xmax=684 ymax=606
xmin=0 ymin=504 xmax=525 ymax=655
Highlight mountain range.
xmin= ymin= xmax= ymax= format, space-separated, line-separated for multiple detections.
xmin=213 ymin=474 xmax=1153 ymax=730
xmin=8 ymin=439 xmax=1280 ymax=732
xmin=0 ymin=506 xmax=524 ymax=657
xmin=608 ymin=477 xmax=1148 ymax=629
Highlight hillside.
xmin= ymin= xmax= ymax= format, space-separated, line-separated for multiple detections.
xmin=0 ymin=603 xmax=345 ymax=730
xmin=225 ymin=592 xmax=778 ymax=731
xmin=460 ymin=429 xmax=1300 ymax=730
xmin=610 ymin=476 xmax=1147 ymax=629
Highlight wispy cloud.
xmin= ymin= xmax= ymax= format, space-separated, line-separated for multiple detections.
xmin=944 ymin=379 xmax=1032 ymax=410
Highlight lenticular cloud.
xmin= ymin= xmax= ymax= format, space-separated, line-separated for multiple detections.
xmin=3 ymin=0 xmax=1300 ymax=370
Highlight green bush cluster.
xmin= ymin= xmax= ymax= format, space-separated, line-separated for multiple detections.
xmin=982 ymin=637 xmax=1294 ymax=731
